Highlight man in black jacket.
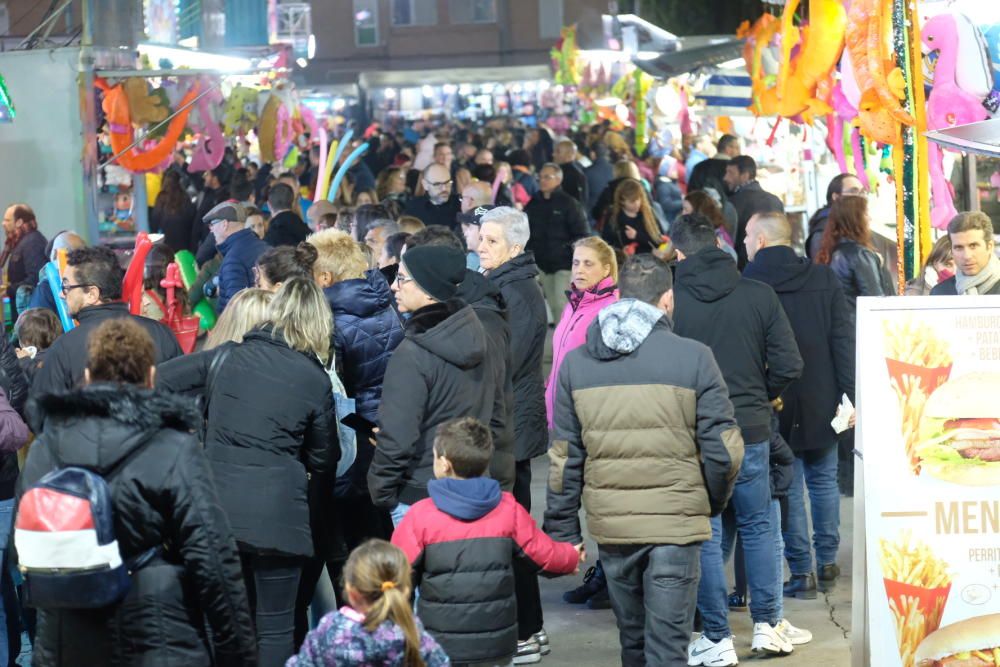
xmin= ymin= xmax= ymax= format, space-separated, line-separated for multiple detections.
xmin=405 ymin=226 xmax=515 ymax=491
xmin=671 ymin=215 xmax=803 ymax=663
xmin=743 ymin=212 xmax=855 ymax=599
xmin=30 ymin=246 xmax=183 ymax=402
xmin=402 ymin=164 xmax=461 ymax=232
xmin=554 ymin=139 xmax=589 ymax=207
xmin=525 ymin=164 xmax=590 ymax=320
xmin=687 ymin=134 xmax=740 ymax=194
xmin=724 ymin=156 xmax=784 ymax=270
xmin=263 ymin=183 xmax=311 ymax=247
xmin=931 ymin=211 xmax=1000 ymax=295
xmin=368 ymin=245 xmax=493 ymax=524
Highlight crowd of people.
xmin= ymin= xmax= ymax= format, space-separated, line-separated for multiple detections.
xmin=0 ymin=115 xmax=996 ymax=667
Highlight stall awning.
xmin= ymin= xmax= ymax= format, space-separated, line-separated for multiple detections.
xmin=925 ymin=118 xmax=1000 ymax=158
xmin=633 ymin=35 xmax=744 ymax=78
xmin=360 ymin=65 xmax=551 ymax=89
xmin=694 ymin=71 xmax=754 ymax=117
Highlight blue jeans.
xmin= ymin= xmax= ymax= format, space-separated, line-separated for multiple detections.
xmin=772 ymin=500 xmax=784 ymax=621
xmin=0 ymin=498 xmax=14 ymax=667
xmin=697 ymin=441 xmax=778 ymax=639
xmin=784 ymin=446 xmax=840 ymax=576
xmin=390 ymin=502 xmax=411 ymax=528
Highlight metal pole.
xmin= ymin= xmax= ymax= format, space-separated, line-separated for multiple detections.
xmin=17 ymin=0 xmax=76 ymax=49
xmin=99 ymin=81 xmax=221 ymax=169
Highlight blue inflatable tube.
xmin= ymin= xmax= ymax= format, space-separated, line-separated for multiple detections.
xmin=327 ymin=142 xmax=370 ymax=205
xmin=44 ymin=262 xmax=75 ymax=332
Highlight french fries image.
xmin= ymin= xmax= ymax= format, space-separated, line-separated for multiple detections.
xmin=880 ymin=532 xmax=952 ymax=667
xmin=882 ymin=320 xmax=953 ymax=368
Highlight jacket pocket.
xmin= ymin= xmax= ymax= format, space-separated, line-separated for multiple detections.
xmin=548 ymin=440 xmax=569 ymax=493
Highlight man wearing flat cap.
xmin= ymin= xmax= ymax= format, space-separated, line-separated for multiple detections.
xmin=368 ymin=245 xmax=496 ymax=525
xmin=204 ymin=200 xmax=269 ymax=310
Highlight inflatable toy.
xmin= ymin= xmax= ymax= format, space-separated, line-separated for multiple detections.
xmin=222 ymin=84 xmax=259 ymax=134
xmin=174 ymin=250 xmax=217 ymax=332
xmin=123 ymin=78 xmax=168 ymax=126
xmin=314 ymin=128 xmax=328 ymax=203
xmin=122 ymin=233 xmax=153 ymax=316
xmin=187 ymin=79 xmax=225 ymax=173
xmin=43 ymin=262 xmax=74 ymax=332
xmin=327 ymin=142 xmax=370 ymax=205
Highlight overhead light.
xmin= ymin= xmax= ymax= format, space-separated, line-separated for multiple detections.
xmin=421 ymin=84 xmax=434 ymax=97
xmin=442 ymin=84 xmax=457 ymax=95
xmin=296 ymin=57 xmax=308 ymax=68
xmin=538 ymin=80 xmax=550 ymax=91
xmin=512 ymin=83 xmax=523 ymax=93
xmin=458 ymin=83 xmax=472 ymax=95
xmin=718 ymin=57 xmax=746 ymax=69
xmin=636 ymin=51 xmax=660 ymax=61
xmin=332 ymin=98 xmax=346 ymax=111
xmin=493 ymin=84 xmax=506 ymax=94
xmin=137 ymin=43 xmax=253 ymax=72
xmin=384 ymin=88 xmax=396 ymax=99
xmin=307 ymin=34 xmax=316 ymax=60
xmin=524 ymin=81 xmax=536 ymax=92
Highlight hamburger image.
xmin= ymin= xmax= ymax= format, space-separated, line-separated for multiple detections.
xmin=915 ymin=373 xmax=1000 ymax=486
xmin=915 ymin=614 xmax=1000 ymax=666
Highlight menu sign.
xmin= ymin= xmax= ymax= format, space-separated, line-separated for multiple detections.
xmin=859 ymin=296 xmax=1000 ymax=667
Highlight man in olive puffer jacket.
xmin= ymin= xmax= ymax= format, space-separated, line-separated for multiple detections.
xmin=544 ymin=254 xmax=744 ymax=667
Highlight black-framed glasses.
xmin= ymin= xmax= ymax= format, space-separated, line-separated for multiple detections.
xmin=394 ymin=274 xmax=414 ymax=286
xmin=425 ymin=179 xmax=453 ymax=188
xmin=61 ymin=283 xmax=92 ymax=295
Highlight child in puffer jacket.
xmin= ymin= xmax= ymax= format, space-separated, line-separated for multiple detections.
xmin=287 ymin=539 xmax=450 ymax=667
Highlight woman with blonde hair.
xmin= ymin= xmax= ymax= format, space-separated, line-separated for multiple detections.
xmin=289 ymin=540 xmax=448 ymax=667
xmin=603 ymin=178 xmax=663 ymax=255
xmin=201 ymin=277 xmax=338 ymax=666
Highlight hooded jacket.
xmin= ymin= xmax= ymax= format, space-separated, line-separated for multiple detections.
xmin=457 ymin=270 xmax=516 ymax=491
xmin=524 ymin=188 xmax=590 ymax=274
xmin=673 ymin=248 xmax=803 ymax=444
xmin=743 ymin=246 xmax=855 ymax=452
xmin=368 ymin=299 xmax=493 ymax=508
xmin=30 ymin=302 xmax=183 ymax=402
xmin=805 ymin=205 xmax=830 ymax=260
xmin=393 ymin=477 xmax=578 ymax=664
xmin=487 ymin=253 xmax=549 ymax=461
xmin=204 ymin=327 xmax=338 ymax=558
xmin=18 ymin=385 xmax=257 ymax=667
xmin=217 ymin=228 xmax=269 ymax=311
xmin=326 ymin=270 xmax=405 ymax=494
xmin=544 ymin=300 xmax=744 ymax=546
xmin=263 ymin=210 xmax=311 ymax=247
xmin=546 ymin=277 xmax=619 ymax=429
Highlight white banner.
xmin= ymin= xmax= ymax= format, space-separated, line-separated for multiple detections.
xmin=858 ymin=295 xmax=1000 ymax=667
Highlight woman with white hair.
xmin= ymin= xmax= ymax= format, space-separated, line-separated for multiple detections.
xmin=477 ymin=206 xmax=551 ymax=661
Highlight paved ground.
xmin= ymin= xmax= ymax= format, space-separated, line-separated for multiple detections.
xmin=527 ymin=457 xmax=854 ymax=667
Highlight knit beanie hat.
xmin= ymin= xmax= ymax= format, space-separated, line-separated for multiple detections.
xmin=401 ymin=245 xmax=466 ymax=302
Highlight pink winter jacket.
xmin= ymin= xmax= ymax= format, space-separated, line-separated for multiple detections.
xmin=545 ymin=277 xmax=619 ymax=429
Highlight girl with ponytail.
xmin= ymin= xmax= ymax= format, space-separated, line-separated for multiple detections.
xmin=288 ymin=539 xmax=449 ymax=667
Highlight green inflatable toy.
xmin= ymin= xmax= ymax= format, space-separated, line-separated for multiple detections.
xmin=174 ymin=250 xmax=217 ymax=332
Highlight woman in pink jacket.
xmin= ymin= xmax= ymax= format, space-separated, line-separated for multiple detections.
xmin=545 ymin=237 xmax=619 ymax=430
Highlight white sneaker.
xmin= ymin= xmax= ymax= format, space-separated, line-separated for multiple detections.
xmin=688 ymin=634 xmax=739 ymax=666
xmin=776 ymin=618 xmax=813 ymax=645
xmin=751 ymin=622 xmax=794 ymax=655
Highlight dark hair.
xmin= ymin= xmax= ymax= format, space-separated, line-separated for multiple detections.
xmin=156 ymin=171 xmax=188 ymax=215
xmin=268 ymin=183 xmax=295 ymax=211
xmin=256 ymin=243 xmax=317 ymax=285
xmin=317 ymin=212 xmax=338 ymax=230
xmin=506 ymin=148 xmax=531 ymax=168
xmin=87 ymin=319 xmax=154 ymax=385
xmin=825 ymin=173 xmax=857 ymax=205
xmin=434 ymin=141 xmax=451 ymax=152
xmin=230 ymin=176 xmax=254 ymax=203
xmin=619 ymin=254 xmax=673 ymax=306
xmin=433 ymin=417 xmax=493 ymax=478
xmin=671 ymin=213 xmax=719 ymax=256
xmin=717 ymin=134 xmax=739 ymax=153
xmin=143 ymin=243 xmax=176 ymax=302
xmin=947 ymin=211 xmax=995 ymax=239
xmin=727 ymin=155 xmax=756 ymax=180
xmin=383 ymin=232 xmax=411 ymax=263
xmin=684 ymin=191 xmax=726 ymax=231
xmin=11 ymin=205 xmax=37 ymax=228
xmin=816 ymin=196 xmax=872 ymax=265
xmin=923 ymin=235 xmax=953 ymax=272
xmin=15 ymin=308 xmax=60 ymax=350
xmin=472 ymin=164 xmax=496 ymax=183
xmin=68 ymin=246 xmax=124 ymax=302
xmin=354 ymin=204 xmax=393 ymax=242
xmin=406 ymin=225 xmax=466 ymax=253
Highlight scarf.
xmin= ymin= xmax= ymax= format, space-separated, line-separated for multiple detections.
xmin=956 ymin=253 xmax=1000 ymax=295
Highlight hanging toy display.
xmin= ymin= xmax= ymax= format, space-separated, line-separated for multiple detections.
xmin=187 ymin=78 xmax=226 ymax=173
xmin=222 ymin=84 xmax=260 ymax=135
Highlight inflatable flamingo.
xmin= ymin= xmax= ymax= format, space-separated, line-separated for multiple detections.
xmin=923 ymin=13 xmax=990 ymax=228
xmin=188 ymin=79 xmax=225 ymax=173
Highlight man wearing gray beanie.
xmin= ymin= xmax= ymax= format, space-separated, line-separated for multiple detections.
xmin=368 ymin=245 xmax=496 ymax=526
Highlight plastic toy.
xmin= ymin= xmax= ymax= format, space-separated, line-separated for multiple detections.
xmin=43 ymin=262 xmax=74 ymax=332
xmin=122 ymin=78 xmax=168 ymax=126
xmin=158 ymin=263 xmax=200 ymax=353
xmin=122 ymin=233 xmax=153 ymax=316
xmin=174 ymin=249 xmax=217 ymax=332
xmin=327 ymin=142 xmax=370 ymax=205
xmin=222 ymin=84 xmax=259 ymax=134
xmin=187 ymin=79 xmax=225 ymax=173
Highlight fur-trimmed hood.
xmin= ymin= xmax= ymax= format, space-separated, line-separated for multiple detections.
xmin=31 ymin=383 xmax=201 ymax=474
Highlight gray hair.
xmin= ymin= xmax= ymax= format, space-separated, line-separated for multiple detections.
xmin=540 ymin=162 xmax=563 ymax=176
xmin=481 ymin=206 xmax=530 ymax=248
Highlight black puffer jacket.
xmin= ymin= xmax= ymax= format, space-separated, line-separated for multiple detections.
xmin=326 ymin=270 xmax=405 ymax=495
xmin=457 ymin=270 xmax=515 ymax=491
xmin=30 ymin=303 xmax=183 ymax=402
xmin=525 ymin=189 xmax=590 ymax=274
xmin=0 ymin=334 xmax=29 ymax=500
xmin=673 ymin=248 xmax=803 ymax=444
xmin=743 ymin=246 xmax=855 ymax=453
xmin=204 ymin=327 xmax=338 ymax=557
xmin=368 ymin=299 xmax=492 ymax=508
xmin=19 ymin=385 xmax=257 ymax=667
xmin=828 ymin=240 xmax=896 ymax=313
xmin=486 ymin=253 xmax=548 ymax=461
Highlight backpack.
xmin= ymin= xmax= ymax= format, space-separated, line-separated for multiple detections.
xmin=326 ymin=358 xmax=357 ymax=479
xmin=14 ymin=445 xmax=160 ymax=609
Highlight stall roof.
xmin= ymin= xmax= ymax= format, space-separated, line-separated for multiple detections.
xmin=633 ymin=35 xmax=744 ymax=78
xmin=360 ymin=64 xmax=551 ymax=89
xmin=925 ymin=118 xmax=1000 ymax=158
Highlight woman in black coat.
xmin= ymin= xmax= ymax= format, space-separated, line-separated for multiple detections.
xmin=151 ymin=171 xmax=198 ymax=253
xmin=200 ymin=278 xmax=338 ymax=667
xmin=18 ymin=319 xmax=257 ymax=667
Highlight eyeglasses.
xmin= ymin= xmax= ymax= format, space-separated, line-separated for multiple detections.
xmin=540 ymin=173 xmax=560 ymax=181
xmin=842 ymin=187 xmax=868 ymax=196
xmin=424 ymin=179 xmax=453 ymax=188
xmin=61 ymin=283 xmax=92 ymax=295
xmin=394 ymin=274 xmax=414 ymax=286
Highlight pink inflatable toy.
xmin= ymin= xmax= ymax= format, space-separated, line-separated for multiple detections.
xmin=187 ymin=79 xmax=225 ymax=173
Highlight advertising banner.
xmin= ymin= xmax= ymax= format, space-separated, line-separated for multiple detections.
xmin=859 ymin=296 xmax=1000 ymax=667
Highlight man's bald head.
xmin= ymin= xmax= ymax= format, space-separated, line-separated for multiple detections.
xmin=49 ymin=231 xmax=86 ymax=262
xmin=554 ymin=139 xmax=576 ymax=164
xmin=461 ymin=181 xmax=493 ymax=213
xmin=745 ymin=212 xmax=792 ymax=263
xmin=307 ymin=200 xmax=337 ymax=229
